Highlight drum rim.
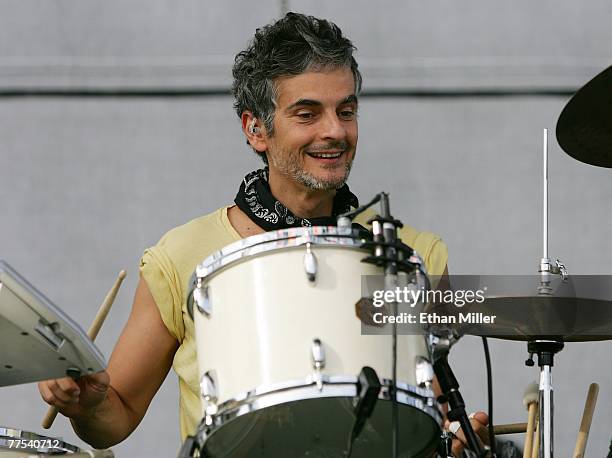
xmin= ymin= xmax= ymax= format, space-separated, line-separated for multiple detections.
xmin=197 ymin=374 xmax=442 ymax=452
xmin=187 ymin=226 xmax=369 ymax=317
xmin=195 ymin=225 xmax=364 ymax=280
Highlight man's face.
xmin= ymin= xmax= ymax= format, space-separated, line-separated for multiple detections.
xmin=263 ymin=67 xmax=358 ymax=190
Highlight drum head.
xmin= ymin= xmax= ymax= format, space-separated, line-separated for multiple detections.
xmin=202 ymin=397 xmax=440 ymax=457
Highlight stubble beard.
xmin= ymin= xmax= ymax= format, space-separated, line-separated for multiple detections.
xmin=269 ymin=148 xmax=355 ymax=191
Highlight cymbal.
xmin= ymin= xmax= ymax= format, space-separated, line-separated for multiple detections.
xmin=556 ymin=65 xmax=612 ymax=168
xmin=429 ymin=296 xmax=612 ymax=343
xmin=427 ymin=275 xmax=612 ymax=342
xmin=474 ymin=295 xmax=612 ymax=342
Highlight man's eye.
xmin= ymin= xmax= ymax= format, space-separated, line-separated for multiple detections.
xmin=339 ymin=110 xmax=356 ymax=119
xmin=297 ymin=112 xmax=314 ymax=119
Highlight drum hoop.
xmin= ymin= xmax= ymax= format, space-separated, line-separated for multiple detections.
xmin=0 ymin=427 xmax=81 ymax=453
xmin=198 ymin=374 xmax=442 ymax=445
xmin=195 ymin=226 xmax=365 ymax=280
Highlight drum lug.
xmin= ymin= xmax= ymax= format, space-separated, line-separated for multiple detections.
xmin=200 ymin=370 xmax=218 ymax=411
xmin=311 ymin=338 xmax=326 ymax=370
xmin=303 ymin=243 xmax=318 ymax=282
xmin=311 ymin=338 xmax=325 ymax=390
xmin=194 ymin=280 xmax=212 ymax=317
xmin=415 ymin=356 xmax=434 ymax=389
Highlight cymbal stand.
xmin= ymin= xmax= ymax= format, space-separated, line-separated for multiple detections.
xmin=538 ymin=128 xmax=567 ymax=295
xmin=525 ymin=340 xmax=564 ymax=458
xmin=528 ymin=129 xmax=567 ymax=458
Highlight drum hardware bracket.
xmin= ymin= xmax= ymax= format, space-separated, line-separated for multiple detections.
xmin=437 ymin=430 xmax=454 ymax=457
xmin=303 ymin=242 xmax=318 ymax=282
xmin=538 ymin=258 xmax=568 ymax=294
xmin=34 ymin=320 xmax=64 ymax=351
xmin=310 ymin=338 xmax=325 ymax=369
xmin=194 ymin=280 xmax=212 ymax=317
xmin=310 ymin=338 xmax=325 ymax=390
xmin=200 ymin=370 xmax=218 ymax=412
xmin=200 ymin=370 xmax=219 ymax=428
xmin=337 ymin=215 xmax=353 ymax=234
xmin=337 ymin=193 xmax=382 ymax=224
xmin=415 ymin=356 xmax=435 ymax=389
xmin=427 ymin=332 xmax=460 ymax=364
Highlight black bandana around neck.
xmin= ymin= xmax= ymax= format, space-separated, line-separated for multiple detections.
xmin=234 ymin=168 xmax=359 ymax=231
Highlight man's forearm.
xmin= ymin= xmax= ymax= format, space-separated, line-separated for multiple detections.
xmin=70 ymin=386 xmax=138 ymax=449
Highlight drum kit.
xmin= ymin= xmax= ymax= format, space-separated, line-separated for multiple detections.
xmin=1 ymin=66 xmax=611 ymax=457
xmin=178 ymin=66 xmax=612 ymax=457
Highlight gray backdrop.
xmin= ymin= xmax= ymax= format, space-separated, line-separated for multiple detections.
xmin=1 ymin=1 xmax=611 ymax=456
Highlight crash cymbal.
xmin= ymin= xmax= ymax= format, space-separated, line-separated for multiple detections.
xmin=556 ymin=65 xmax=612 ymax=168
xmin=426 ymin=275 xmax=612 ymax=342
xmin=474 ymin=295 xmax=612 ymax=342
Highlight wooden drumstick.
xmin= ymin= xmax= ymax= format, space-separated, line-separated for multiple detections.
xmin=523 ymin=382 xmax=539 ymax=458
xmin=42 ymin=270 xmax=127 ymax=429
xmin=532 ymin=416 xmax=540 ymax=458
xmin=492 ymin=422 xmax=527 ymax=435
xmin=573 ymin=383 xmax=599 ymax=458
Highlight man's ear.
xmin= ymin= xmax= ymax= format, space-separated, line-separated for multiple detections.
xmin=241 ymin=111 xmax=267 ymax=153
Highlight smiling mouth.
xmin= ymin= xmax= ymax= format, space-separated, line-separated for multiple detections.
xmin=306 ymin=151 xmax=345 ymax=159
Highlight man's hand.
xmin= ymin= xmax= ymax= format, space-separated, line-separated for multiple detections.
xmin=38 ymin=371 xmax=110 ymax=419
xmin=35 ymin=277 xmax=178 ymax=449
xmin=445 ymin=411 xmax=490 ymax=456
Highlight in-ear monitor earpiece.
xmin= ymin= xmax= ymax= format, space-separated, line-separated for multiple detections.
xmin=249 ymin=119 xmax=260 ymax=134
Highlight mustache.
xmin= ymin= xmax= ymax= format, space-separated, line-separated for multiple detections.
xmin=305 ymin=141 xmax=350 ymax=153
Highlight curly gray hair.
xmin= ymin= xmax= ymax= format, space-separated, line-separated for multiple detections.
xmin=232 ymin=12 xmax=362 ymax=162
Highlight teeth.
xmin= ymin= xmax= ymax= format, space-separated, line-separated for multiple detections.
xmin=310 ymin=152 xmax=342 ymax=158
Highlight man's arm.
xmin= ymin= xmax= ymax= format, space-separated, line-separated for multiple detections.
xmin=39 ymin=276 xmax=179 ymax=448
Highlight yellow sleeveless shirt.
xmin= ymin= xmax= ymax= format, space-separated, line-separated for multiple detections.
xmin=140 ymin=206 xmax=448 ymax=440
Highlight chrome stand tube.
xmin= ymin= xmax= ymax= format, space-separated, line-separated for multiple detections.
xmin=539 ymin=365 xmax=553 ymax=458
xmin=526 ymin=340 xmax=564 ymax=458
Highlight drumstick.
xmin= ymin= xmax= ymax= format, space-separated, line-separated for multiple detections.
xmin=522 ymin=382 xmax=539 ymax=458
xmin=573 ymin=383 xmax=599 ymax=458
xmin=532 ymin=416 xmax=540 ymax=458
xmin=42 ymin=270 xmax=127 ymax=429
xmin=492 ymin=422 xmax=527 ymax=435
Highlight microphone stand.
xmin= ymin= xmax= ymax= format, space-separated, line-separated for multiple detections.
xmin=435 ymin=356 xmax=486 ymax=456
xmin=429 ymin=334 xmax=488 ymax=457
xmin=344 ymin=192 xmax=485 ymax=456
xmin=358 ymin=193 xmax=431 ymax=457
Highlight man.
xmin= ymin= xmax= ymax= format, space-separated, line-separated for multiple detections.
xmin=39 ymin=12 xmax=487 ymax=455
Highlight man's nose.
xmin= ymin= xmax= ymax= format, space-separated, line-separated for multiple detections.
xmin=320 ymin=112 xmax=346 ymax=140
